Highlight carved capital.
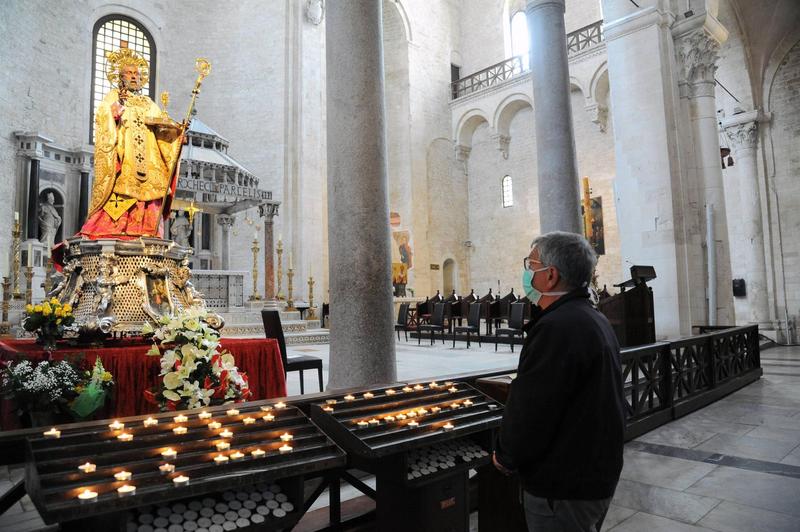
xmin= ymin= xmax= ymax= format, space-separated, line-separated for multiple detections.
xmin=677 ymin=31 xmax=720 ymax=88
xmin=584 ymin=103 xmax=608 ymax=132
xmin=216 ymin=214 xmax=235 ymax=228
xmin=258 ymin=201 xmax=280 ymax=219
xmin=725 ymin=120 xmax=758 ymax=153
xmin=454 ymin=144 xmax=472 ymax=162
xmin=491 ymin=134 xmax=511 ymax=159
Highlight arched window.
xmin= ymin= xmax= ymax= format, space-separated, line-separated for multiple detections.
xmin=510 ymin=11 xmax=530 ymax=70
xmin=90 ymin=15 xmax=156 ymax=142
xmin=502 ymin=175 xmax=514 ymax=208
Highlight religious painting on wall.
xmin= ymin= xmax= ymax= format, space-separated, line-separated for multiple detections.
xmin=392 ymin=262 xmax=408 ymax=297
xmin=391 ymin=230 xmax=413 ymax=297
xmin=588 ymin=196 xmax=605 ymax=255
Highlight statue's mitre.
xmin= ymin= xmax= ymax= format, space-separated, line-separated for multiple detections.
xmin=105 ymin=48 xmax=150 ymax=88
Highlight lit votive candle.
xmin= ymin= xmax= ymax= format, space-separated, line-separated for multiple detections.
xmin=117 ymin=484 xmax=136 ymax=496
xmin=384 ymin=415 xmax=396 ymax=422
xmin=357 ymin=421 xmax=369 ymax=428
xmin=43 ymin=427 xmax=60 ymax=439
xmin=260 ymin=405 xmax=273 ymax=412
xmin=78 ymin=462 xmax=96 ymax=473
xmin=363 ymin=392 xmax=374 ymax=399
xmin=251 ymin=448 xmax=266 ymax=458
xmin=279 ymin=444 xmax=293 ymax=453
xmin=445 ymin=381 xmax=454 ymax=386
xmin=413 ymin=384 xmax=424 ymax=391
xmin=397 ymin=414 xmax=407 ymax=420
xmin=173 ymin=426 xmax=188 ymax=435
xmin=463 ymin=399 xmax=474 ymax=406
xmin=408 ymin=420 xmax=419 ymax=428
xmin=109 ymin=420 xmax=124 ymax=431
xmin=263 ymin=413 xmax=275 ymax=422
xmin=77 ymin=489 xmax=97 ymax=502
xmin=322 ymin=406 xmax=334 ymax=412
xmin=216 ymin=441 xmax=231 ymax=451
xmin=343 ymin=394 xmax=355 ymax=401
xmin=143 ymin=417 xmax=158 ymax=427
xmin=448 ymin=386 xmax=458 ymax=393
xmin=161 ymin=448 xmax=177 ymax=460
xmin=219 ymin=429 xmax=234 ymax=438
xmin=114 ymin=471 xmax=132 ymax=481
xmin=450 ymin=403 xmax=460 ymax=409
xmin=402 ymin=386 xmax=413 ymax=393
xmin=431 ymin=406 xmax=442 ymax=413
xmin=407 ymin=411 xmax=417 ymax=418
xmin=173 ymin=414 xmax=188 ymax=423
xmin=280 ymin=433 xmax=293 ymax=441
xmin=230 ymin=451 xmax=245 ymax=460
xmin=443 ymin=423 xmax=454 ymax=431
xmin=417 ymin=408 xmax=428 ymax=415
xmin=242 ymin=417 xmax=256 ymax=425
xmin=159 ymin=463 xmax=175 ymax=474
xmin=368 ymin=418 xmax=380 ymax=425
xmin=208 ymin=421 xmax=222 ymax=430
xmin=198 ymin=411 xmax=212 ymax=420
xmin=117 ymin=432 xmax=133 ymax=442
xmin=226 ymin=408 xmax=240 ymax=416
xmin=214 ymin=454 xmax=229 ymax=465
xmin=385 ymin=389 xmax=396 ymax=395
xmin=172 ymin=475 xmax=190 ymax=486
xmin=275 ymin=402 xmax=287 ymax=409
xmin=326 ymin=399 xmax=337 ymax=405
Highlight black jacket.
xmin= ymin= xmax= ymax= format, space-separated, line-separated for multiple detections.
xmin=495 ymin=289 xmax=625 ymax=500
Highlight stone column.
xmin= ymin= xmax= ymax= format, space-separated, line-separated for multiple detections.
xmin=26 ymin=158 xmax=40 ymax=240
xmin=216 ymin=214 xmax=234 ymax=270
xmin=78 ymin=171 xmax=90 ymax=225
xmin=259 ymin=202 xmax=280 ymax=305
xmin=526 ymin=0 xmax=582 ymax=234
xmin=677 ymin=28 xmax=734 ymax=325
xmin=723 ymin=111 xmax=770 ymax=326
xmin=326 ymin=0 xmax=396 ymax=389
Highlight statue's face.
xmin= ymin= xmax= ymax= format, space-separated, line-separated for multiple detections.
xmin=120 ymin=65 xmax=141 ymax=91
xmin=46 ymin=192 xmax=54 ymax=204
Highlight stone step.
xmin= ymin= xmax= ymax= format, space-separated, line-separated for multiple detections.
xmin=219 ymin=309 xmax=302 ymax=324
xmin=221 ymin=320 xmax=323 ymax=337
xmin=285 ymin=329 xmax=330 ymax=346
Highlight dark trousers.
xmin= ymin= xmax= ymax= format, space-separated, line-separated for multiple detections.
xmin=523 ymin=490 xmax=612 ymax=532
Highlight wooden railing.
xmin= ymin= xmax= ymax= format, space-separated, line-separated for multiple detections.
xmin=451 ymin=19 xmax=605 ymax=100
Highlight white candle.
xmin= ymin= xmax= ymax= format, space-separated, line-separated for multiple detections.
xmin=260 ymin=405 xmax=273 ymax=412
xmin=143 ymin=417 xmax=158 ymax=427
xmin=198 ymin=411 xmax=212 ymax=420
xmin=173 ymin=426 xmax=187 ymax=435
xmin=220 ymin=429 xmax=234 ymax=438
xmin=408 ymin=420 xmax=419 ymax=428
xmin=343 ymin=394 xmax=355 ymax=401
xmin=384 ymin=415 xmax=396 ymax=422
xmin=117 ymin=484 xmax=136 ymax=496
xmin=216 ymin=441 xmax=231 ymax=451
xmin=326 ymin=399 xmax=337 ymax=405
xmin=443 ymin=423 xmax=454 ymax=431
xmin=251 ymin=449 xmax=266 ymax=458
xmin=445 ymin=381 xmax=454 ymax=386
xmin=450 ymin=403 xmax=460 ymax=410
xmin=431 ymin=406 xmax=441 ymax=413
xmin=402 ymin=386 xmax=413 ymax=393
xmin=226 ymin=408 xmax=240 ymax=416
xmin=108 ymin=420 xmax=124 ymax=431
xmin=429 ymin=382 xmax=439 ymax=388
xmin=368 ymin=418 xmax=380 ymax=425
xmin=77 ymin=489 xmax=97 ymax=501
xmin=214 ymin=454 xmax=229 ymax=465
xmin=78 ymin=462 xmax=96 ymax=473
xmin=114 ymin=471 xmax=132 ymax=481
xmin=278 ymin=444 xmax=292 ymax=453
xmin=117 ymin=432 xmax=133 ymax=442
xmin=275 ymin=402 xmax=287 ymax=409
xmin=407 ymin=411 xmax=417 ymax=417
xmin=263 ymin=413 xmax=275 ymax=422
xmin=463 ymin=399 xmax=474 ymax=406
xmin=43 ymin=427 xmax=60 ymax=439
xmin=173 ymin=475 xmax=190 ymax=486
xmin=417 ymin=408 xmax=428 ymax=415
xmin=448 ymin=387 xmax=458 ymax=393
xmin=27 ymin=243 xmax=33 ymax=267
xmin=356 ymin=421 xmax=368 ymax=427
xmin=230 ymin=451 xmax=245 ymax=460
xmin=174 ymin=414 xmax=188 ymax=423
xmin=159 ymin=463 xmax=175 ymax=474
xmin=161 ymin=448 xmax=177 ymax=460
xmin=323 ymin=406 xmax=334 ymax=412
xmin=14 ymin=211 xmax=19 ymax=223
xmin=414 ymin=384 xmax=424 ymax=391
xmin=280 ymin=433 xmax=293 ymax=441
xmin=385 ymin=389 xmax=396 ymax=395
xmin=397 ymin=414 xmax=407 ymax=420
xmin=242 ymin=417 xmax=256 ymax=425
xmin=363 ymin=392 xmax=374 ymax=399
xmin=208 ymin=421 xmax=222 ymax=430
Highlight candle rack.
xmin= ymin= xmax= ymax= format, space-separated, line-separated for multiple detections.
xmin=25 ymin=400 xmax=346 ymax=527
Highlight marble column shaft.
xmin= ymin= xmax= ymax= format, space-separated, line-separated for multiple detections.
xmin=723 ymin=112 xmax=769 ymax=325
xmin=216 ymin=214 xmax=234 ymax=270
xmin=26 ymin=159 xmax=40 ymax=240
xmin=326 ymin=0 xmax=396 ymax=389
xmin=526 ymin=0 xmax=582 ymax=234
xmin=263 ymin=215 xmax=276 ymax=300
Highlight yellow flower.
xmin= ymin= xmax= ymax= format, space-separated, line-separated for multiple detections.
xmin=25 ymin=304 xmax=33 ymax=313
xmin=63 ymin=303 xmax=72 ymax=313
xmin=102 ymin=372 xmax=113 ymax=382
xmin=42 ymin=306 xmax=52 ymax=317
xmin=56 ymin=318 xmax=62 ymax=325
xmin=54 ymin=308 xmax=62 ymax=318
xmin=50 ymin=297 xmax=59 ymax=306
xmin=34 ymin=305 xmax=42 ymax=313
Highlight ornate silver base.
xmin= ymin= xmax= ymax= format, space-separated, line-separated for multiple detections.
xmin=51 ymin=237 xmax=221 ymax=335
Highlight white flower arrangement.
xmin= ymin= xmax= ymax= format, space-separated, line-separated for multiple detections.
xmin=1 ymin=359 xmax=82 ymax=412
xmin=143 ymin=308 xmax=250 ymax=411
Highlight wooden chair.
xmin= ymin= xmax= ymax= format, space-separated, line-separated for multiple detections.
xmin=418 ymin=302 xmax=446 ymax=345
xmin=453 ymin=302 xmax=482 ymax=348
xmin=261 ymin=310 xmax=323 ymax=394
xmin=394 ymin=302 xmax=411 ymax=341
xmin=494 ymin=302 xmax=526 ymax=352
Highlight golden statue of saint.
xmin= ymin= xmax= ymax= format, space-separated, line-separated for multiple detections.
xmin=81 ymin=48 xmax=183 ymax=239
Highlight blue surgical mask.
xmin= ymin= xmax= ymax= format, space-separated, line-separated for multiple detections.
xmin=522 ymin=266 xmax=568 ymax=305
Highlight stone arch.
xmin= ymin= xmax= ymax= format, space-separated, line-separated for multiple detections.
xmin=384 ymin=0 xmax=412 ymax=43
xmin=454 ymin=109 xmax=490 ymax=149
xmin=569 ymin=76 xmax=587 ymax=98
xmin=589 ymin=62 xmax=610 ymax=106
xmin=442 ymin=257 xmax=457 ymax=295
xmin=493 ymin=93 xmax=533 ymax=138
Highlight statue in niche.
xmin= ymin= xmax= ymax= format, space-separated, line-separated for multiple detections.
xmin=169 ymin=210 xmax=192 ymax=248
xmin=38 ymin=192 xmax=62 ymax=253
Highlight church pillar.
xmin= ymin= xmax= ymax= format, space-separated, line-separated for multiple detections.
xmin=26 ymin=159 xmax=40 ymax=240
xmin=526 ymin=0 xmax=581 ymax=234
xmin=78 ymin=171 xmax=90 ymax=226
xmin=723 ymin=111 xmax=770 ymax=326
xmin=216 ymin=214 xmax=234 ymax=270
xmin=326 ymin=0 xmax=396 ymax=389
xmin=676 ymin=27 xmax=733 ymax=325
xmin=259 ymin=202 xmax=280 ymax=303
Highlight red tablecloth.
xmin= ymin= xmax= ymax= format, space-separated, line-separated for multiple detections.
xmin=0 ymin=337 xmax=286 ymax=430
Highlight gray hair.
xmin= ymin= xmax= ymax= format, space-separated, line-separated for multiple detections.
xmin=531 ymin=231 xmax=597 ymax=289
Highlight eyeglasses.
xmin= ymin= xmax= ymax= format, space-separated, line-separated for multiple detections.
xmin=523 ymin=257 xmax=544 ymax=271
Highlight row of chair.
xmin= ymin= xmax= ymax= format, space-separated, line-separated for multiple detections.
xmin=395 ymin=301 xmax=526 ymax=351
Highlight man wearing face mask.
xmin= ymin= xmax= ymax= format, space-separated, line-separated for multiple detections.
xmin=492 ymin=231 xmax=625 ymax=532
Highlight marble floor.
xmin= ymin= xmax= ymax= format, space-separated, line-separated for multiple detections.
xmin=1 ymin=340 xmax=798 ymax=531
